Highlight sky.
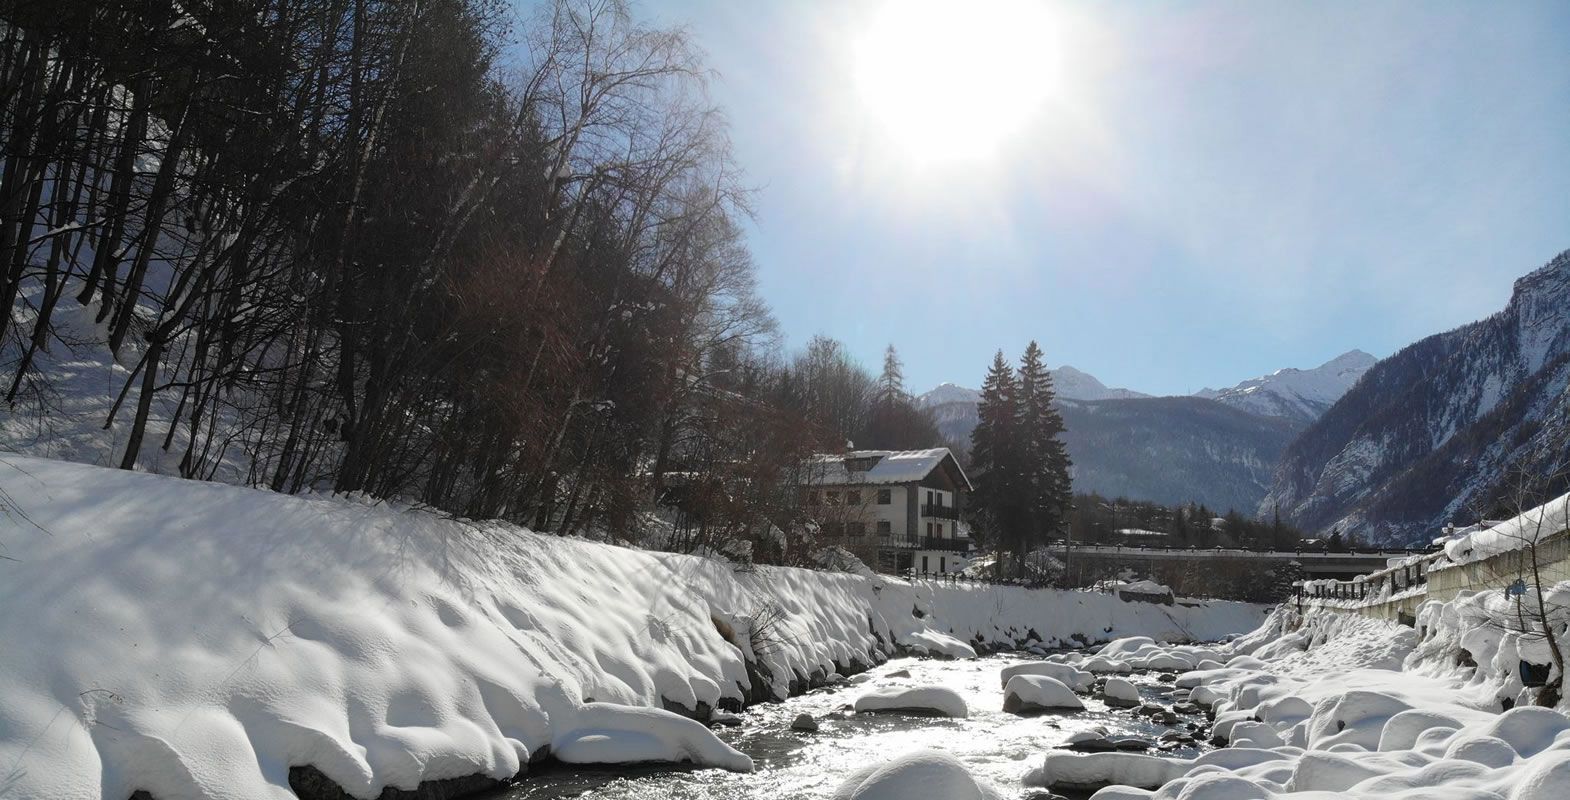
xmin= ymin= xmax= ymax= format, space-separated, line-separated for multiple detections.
xmin=636 ymin=0 xmax=1570 ymax=396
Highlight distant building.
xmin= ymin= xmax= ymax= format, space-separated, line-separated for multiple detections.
xmin=801 ymin=448 xmax=973 ymax=575
xmin=1116 ymin=528 xmax=1171 ymax=546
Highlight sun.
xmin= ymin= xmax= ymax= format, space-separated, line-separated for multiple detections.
xmin=853 ymin=0 xmax=1062 ymax=165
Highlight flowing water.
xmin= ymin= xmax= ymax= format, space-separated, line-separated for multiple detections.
xmin=487 ymin=653 xmax=1209 ymax=799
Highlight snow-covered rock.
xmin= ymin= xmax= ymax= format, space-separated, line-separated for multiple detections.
xmin=999 ymin=661 xmax=1093 ymax=692
xmin=831 ymin=748 xmax=1002 ymax=800
xmin=1002 ymin=675 xmax=1085 ymax=713
xmin=1023 ymin=751 xmax=1186 ymax=791
xmin=1103 ymin=678 xmax=1142 ymax=707
xmin=854 ymin=686 xmax=968 ymax=718
xmin=551 ymin=703 xmax=753 ymax=771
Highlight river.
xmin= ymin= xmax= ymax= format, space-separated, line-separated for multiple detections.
xmin=486 ymin=653 xmax=1208 ymax=799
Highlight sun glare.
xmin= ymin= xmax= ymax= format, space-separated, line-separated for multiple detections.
xmin=853 ymin=0 xmax=1062 ymax=165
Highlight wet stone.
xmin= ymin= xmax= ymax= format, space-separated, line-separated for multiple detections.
xmin=790 ymin=713 xmax=819 ymax=732
xmin=1064 ymin=736 xmax=1117 ymax=752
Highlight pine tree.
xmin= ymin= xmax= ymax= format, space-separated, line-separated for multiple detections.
xmin=971 ymin=350 xmax=1026 ymax=571
xmin=875 ymin=344 xmax=905 ymax=407
xmin=861 ymin=344 xmax=942 ymax=449
xmin=1016 ymin=341 xmax=1073 ymax=551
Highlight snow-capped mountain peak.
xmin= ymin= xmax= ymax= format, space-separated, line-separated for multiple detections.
xmin=1051 ymin=366 xmax=1150 ymax=402
xmin=1196 ymin=349 xmax=1377 ymax=422
xmin=916 ymin=382 xmax=982 ymax=408
xmin=916 ymin=368 xmax=1149 ymax=408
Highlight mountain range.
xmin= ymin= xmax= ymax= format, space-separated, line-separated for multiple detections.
xmin=918 ymin=251 xmax=1570 ymax=546
xmin=916 ymin=352 xmax=1374 ymax=511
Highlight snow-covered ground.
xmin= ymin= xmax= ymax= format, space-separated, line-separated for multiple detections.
xmin=0 ymin=455 xmax=1263 ymax=800
xmin=1012 ymin=589 xmax=1570 ymax=799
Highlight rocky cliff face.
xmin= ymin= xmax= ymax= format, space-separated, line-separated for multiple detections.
xmin=1263 ymin=250 xmax=1570 ymax=544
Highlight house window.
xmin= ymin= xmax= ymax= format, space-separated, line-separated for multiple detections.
xmin=936 ymin=523 xmax=943 ymax=538
xmin=823 ymin=522 xmax=843 ymax=537
xmin=847 ymin=522 xmax=865 ymax=537
xmin=922 ymin=555 xmax=929 ymax=572
xmin=926 ymin=490 xmax=934 ymax=505
xmin=940 ymin=556 xmax=947 ymax=573
xmin=825 ymin=491 xmax=839 ymax=505
xmin=846 ymin=490 xmax=861 ymax=505
xmin=877 ymin=520 xmax=891 ymax=536
xmin=877 ymin=488 xmax=891 ymax=505
xmin=926 ymin=521 xmax=933 ymax=537
xmin=805 ymin=490 xmax=819 ymax=505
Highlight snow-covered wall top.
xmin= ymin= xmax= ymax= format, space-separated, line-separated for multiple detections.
xmin=1439 ymin=491 xmax=1570 ymax=567
xmin=0 ymin=455 xmax=1264 ymax=800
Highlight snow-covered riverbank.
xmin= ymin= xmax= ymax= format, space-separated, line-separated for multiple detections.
xmin=1018 ymin=594 xmax=1570 ymax=800
xmin=0 ymin=455 xmax=1264 ymax=800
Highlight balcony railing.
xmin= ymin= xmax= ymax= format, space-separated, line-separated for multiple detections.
xmin=879 ymin=535 xmax=972 ymax=552
xmin=921 ymin=503 xmax=960 ymax=520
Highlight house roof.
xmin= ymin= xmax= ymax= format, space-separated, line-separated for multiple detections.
xmin=803 ymin=448 xmax=972 ymax=490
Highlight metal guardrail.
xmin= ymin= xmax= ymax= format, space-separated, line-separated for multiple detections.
xmin=1054 ymin=543 xmax=1430 ymax=560
xmin=920 ymin=503 xmax=960 ymax=520
xmin=878 ymin=535 xmax=973 ymax=552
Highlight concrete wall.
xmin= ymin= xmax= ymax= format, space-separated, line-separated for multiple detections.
xmin=1426 ymin=532 xmax=1570 ymax=602
xmin=1303 ymin=531 xmax=1570 ymax=623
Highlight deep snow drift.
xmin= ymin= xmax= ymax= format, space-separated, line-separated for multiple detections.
xmin=0 ymin=455 xmax=1263 ymax=800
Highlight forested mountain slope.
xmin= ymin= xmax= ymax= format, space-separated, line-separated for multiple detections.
xmin=1263 ymin=250 xmax=1570 ymax=544
xmin=926 ymin=394 xmax=1303 ymax=512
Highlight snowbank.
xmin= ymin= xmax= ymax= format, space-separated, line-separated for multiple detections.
xmin=0 ymin=455 xmax=1264 ymax=799
xmin=1440 ymin=492 xmax=1570 ymax=566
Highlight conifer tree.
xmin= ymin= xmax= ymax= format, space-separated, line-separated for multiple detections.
xmin=861 ymin=344 xmax=942 ymax=449
xmin=971 ymin=350 xmax=1026 ymax=568
xmin=1017 ymin=341 xmax=1073 ymax=549
xmin=875 ymin=344 xmax=905 ymax=406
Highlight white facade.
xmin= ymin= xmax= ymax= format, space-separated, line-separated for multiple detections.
xmin=802 ymin=449 xmax=972 ymax=575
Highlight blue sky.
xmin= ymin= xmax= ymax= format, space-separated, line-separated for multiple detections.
xmin=638 ymin=0 xmax=1570 ymax=396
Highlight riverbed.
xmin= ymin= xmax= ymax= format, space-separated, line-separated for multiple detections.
xmin=489 ymin=653 xmax=1207 ymax=799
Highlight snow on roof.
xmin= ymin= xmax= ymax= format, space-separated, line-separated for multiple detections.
xmin=804 ymin=448 xmax=971 ymax=489
xmin=1117 ymin=528 xmax=1169 ymax=538
xmin=1440 ymin=492 xmax=1570 ymax=567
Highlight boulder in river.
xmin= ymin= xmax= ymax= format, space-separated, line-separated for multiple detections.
xmin=1003 ymin=675 xmax=1086 ymax=714
xmin=791 ymin=713 xmax=819 ymax=732
xmin=1102 ymin=678 xmax=1142 ymax=708
xmin=1064 ymin=736 xmax=1117 ymax=752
